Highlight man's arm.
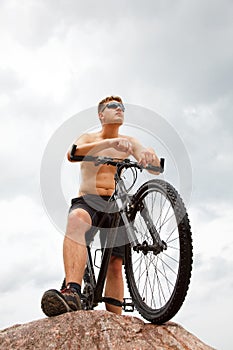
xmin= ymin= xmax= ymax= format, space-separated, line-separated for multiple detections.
xmin=129 ymin=136 xmax=161 ymax=174
xmin=67 ymin=134 xmax=133 ymax=162
xmin=67 ymin=134 xmax=109 ymax=161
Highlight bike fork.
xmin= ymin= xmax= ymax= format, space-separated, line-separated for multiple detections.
xmin=139 ymin=201 xmax=167 ymax=254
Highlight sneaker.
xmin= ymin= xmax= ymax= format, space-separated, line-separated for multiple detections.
xmin=41 ymin=287 xmax=82 ymax=317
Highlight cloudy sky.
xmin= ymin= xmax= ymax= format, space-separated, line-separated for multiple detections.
xmin=0 ymin=0 xmax=232 ymax=349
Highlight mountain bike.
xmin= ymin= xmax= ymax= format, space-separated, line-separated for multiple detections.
xmin=62 ymin=145 xmax=193 ymax=324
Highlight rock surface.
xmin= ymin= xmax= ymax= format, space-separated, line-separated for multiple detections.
xmin=0 ymin=310 xmax=215 ymax=350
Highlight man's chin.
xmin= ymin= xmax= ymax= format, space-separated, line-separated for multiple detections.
xmin=114 ymin=116 xmax=124 ymax=124
xmin=103 ymin=120 xmax=123 ymax=126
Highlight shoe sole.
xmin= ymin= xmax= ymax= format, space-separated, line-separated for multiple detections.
xmin=41 ymin=289 xmax=73 ymax=317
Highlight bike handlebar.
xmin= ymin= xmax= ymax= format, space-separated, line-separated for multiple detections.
xmin=70 ymin=144 xmax=165 ymax=173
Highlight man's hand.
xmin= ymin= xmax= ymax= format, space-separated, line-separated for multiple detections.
xmin=110 ymin=138 xmax=133 ymax=154
xmin=138 ymin=148 xmax=160 ymax=168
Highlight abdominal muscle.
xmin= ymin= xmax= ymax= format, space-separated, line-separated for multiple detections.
xmin=78 ymin=163 xmax=115 ymax=196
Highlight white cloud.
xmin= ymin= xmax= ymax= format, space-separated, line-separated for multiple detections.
xmin=0 ymin=1 xmax=232 ymax=349
xmin=0 ymin=195 xmax=64 ymax=328
xmin=190 ymin=202 xmax=233 ymax=259
xmin=174 ymin=202 xmax=233 ymax=350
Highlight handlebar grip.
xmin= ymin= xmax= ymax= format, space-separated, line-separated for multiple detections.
xmin=70 ymin=145 xmax=95 ymax=162
xmin=160 ymin=158 xmax=165 ymax=173
xmin=70 ymin=144 xmax=77 ymax=159
xmin=70 ymin=145 xmax=86 ymax=161
xmin=146 ymin=158 xmax=165 ymax=173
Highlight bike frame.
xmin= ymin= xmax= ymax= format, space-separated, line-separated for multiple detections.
xmin=83 ymin=176 xmax=134 ymax=307
xmin=70 ymin=145 xmax=165 ymax=309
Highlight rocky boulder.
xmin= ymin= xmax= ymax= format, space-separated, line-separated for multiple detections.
xmin=0 ymin=310 xmax=215 ymax=349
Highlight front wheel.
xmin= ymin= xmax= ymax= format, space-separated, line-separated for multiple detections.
xmin=125 ymin=179 xmax=193 ymax=324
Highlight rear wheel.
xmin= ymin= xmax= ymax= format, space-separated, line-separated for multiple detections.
xmin=125 ymin=179 xmax=193 ymax=324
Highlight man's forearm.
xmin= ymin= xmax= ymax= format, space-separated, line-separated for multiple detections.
xmin=68 ymin=139 xmax=111 ymax=160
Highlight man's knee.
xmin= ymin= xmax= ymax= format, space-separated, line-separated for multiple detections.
xmin=67 ymin=209 xmax=91 ymax=230
xmin=66 ymin=209 xmax=92 ymax=243
xmin=108 ymin=256 xmax=123 ymax=278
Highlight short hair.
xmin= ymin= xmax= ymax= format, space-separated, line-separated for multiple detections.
xmin=98 ymin=95 xmax=123 ymax=113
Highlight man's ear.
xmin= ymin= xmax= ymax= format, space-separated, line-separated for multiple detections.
xmin=99 ymin=112 xmax=104 ymax=123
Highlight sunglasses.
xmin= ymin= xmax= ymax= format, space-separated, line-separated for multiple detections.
xmin=102 ymin=102 xmax=125 ymax=112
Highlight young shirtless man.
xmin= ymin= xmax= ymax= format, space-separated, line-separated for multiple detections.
xmin=41 ymin=96 xmax=160 ymax=317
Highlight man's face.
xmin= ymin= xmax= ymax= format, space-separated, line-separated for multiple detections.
xmin=99 ymin=100 xmax=125 ymax=125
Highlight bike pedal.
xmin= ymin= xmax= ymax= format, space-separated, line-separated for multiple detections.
xmin=122 ymin=298 xmax=134 ymax=312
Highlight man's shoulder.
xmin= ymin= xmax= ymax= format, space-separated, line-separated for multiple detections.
xmin=119 ymin=134 xmax=138 ymax=144
xmin=77 ymin=131 xmax=101 ymax=142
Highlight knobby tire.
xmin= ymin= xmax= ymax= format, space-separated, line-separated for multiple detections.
xmin=125 ymin=179 xmax=193 ymax=324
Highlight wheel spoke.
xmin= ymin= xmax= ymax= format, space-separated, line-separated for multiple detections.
xmin=162 ymin=252 xmax=179 ymax=264
xmin=167 ymin=236 xmax=179 ymax=244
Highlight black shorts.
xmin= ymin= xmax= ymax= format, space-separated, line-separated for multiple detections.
xmin=69 ymin=195 xmax=127 ymax=261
